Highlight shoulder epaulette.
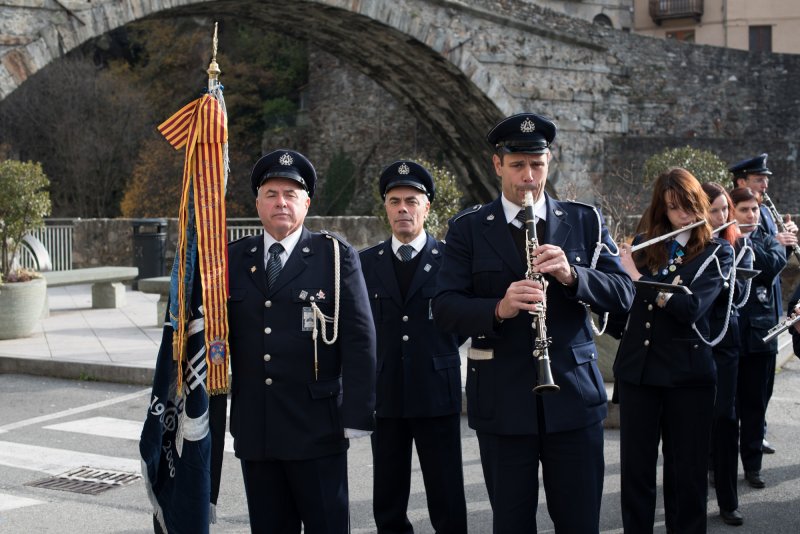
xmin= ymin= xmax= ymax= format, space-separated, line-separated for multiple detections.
xmin=359 ymin=240 xmax=386 ymax=254
xmin=320 ymin=229 xmax=352 ymax=246
xmin=228 ymin=234 xmax=255 ymax=246
xmin=452 ymin=204 xmax=482 ymax=222
xmin=560 ymin=199 xmax=597 ymax=211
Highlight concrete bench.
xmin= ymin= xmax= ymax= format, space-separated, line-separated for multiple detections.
xmin=43 ymin=267 xmax=139 ymax=309
xmin=138 ymin=276 xmax=170 ymax=325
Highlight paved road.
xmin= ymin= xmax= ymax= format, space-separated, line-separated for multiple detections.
xmin=1 ymin=359 xmax=799 ymax=533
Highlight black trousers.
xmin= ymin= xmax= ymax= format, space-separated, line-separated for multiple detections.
xmin=710 ymin=346 xmax=740 ymax=512
xmin=372 ymin=414 xmax=467 ymax=534
xmin=476 ymin=421 xmax=604 ymax=534
xmin=737 ymin=351 xmax=776 ymax=472
xmin=619 ymin=381 xmax=714 ymax=534
xmin=240 ymin=452 xmax=348 ymax=534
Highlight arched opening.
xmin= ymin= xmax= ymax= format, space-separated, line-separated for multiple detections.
xmin=1 ymin=1 xmax=506 ymax=216
xmin=593 ymin=14 xmax=613 ymax=28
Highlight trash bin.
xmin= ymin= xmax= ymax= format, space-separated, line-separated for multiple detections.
xmin=132 ymin=218 xmax=168 ymax=289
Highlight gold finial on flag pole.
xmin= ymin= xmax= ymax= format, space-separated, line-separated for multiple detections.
xmin=207 ymin=22 xmax=221 ymax=91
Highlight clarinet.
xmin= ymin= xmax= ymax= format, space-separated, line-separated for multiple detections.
xmin=761 ymin=192 xmax=800 ymax=263
xmin=523 ymin=190 xmax=560 ymax=394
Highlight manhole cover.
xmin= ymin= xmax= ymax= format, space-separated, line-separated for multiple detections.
xmin=25 ymin=466 xmax=142 ymax=495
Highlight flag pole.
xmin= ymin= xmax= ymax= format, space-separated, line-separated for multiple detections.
xmin=208 ymin=22 xmax=221 ymax=93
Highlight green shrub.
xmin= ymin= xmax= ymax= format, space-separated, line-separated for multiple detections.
xmin=0 ymin=160 xmax=51 ymax=280
xmin=643 ymin=146 xmax=729 ymax=185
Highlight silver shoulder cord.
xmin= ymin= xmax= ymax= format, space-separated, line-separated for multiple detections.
xmin=311 ymin=235 xmax=341 ymax=380
xmin=690 ymin=244 xmax=735 ymax=346
xmin=586 ymin=205 xmax=620 ymax=336
xmin=733 ymin=239 xmax=754 ymax=310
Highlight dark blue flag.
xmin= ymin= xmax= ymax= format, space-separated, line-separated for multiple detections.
xmin=139 ymin=262 xmax=226 ymax=533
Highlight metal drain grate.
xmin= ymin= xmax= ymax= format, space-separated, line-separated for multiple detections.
xmin=26 ymin=466 xmax=142 ymax=495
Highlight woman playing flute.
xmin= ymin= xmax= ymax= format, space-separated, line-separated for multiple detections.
xmin=614 ymin=168 xmax=733 ymax=534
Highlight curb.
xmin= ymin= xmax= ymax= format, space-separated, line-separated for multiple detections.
xmin=0 ymin=356 xmax=154 ymax=386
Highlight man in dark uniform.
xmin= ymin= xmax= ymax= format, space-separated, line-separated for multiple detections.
xmin=433 ymin=113 xmax=635 ymax=532
xmin=360 ymin=161 xmax=467 ymax=534
xmin=227 ymin=149 xmax=376 ymax=534
xmin=729 ymin=153 xmax=797 ymax=458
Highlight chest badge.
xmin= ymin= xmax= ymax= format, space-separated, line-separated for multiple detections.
xmin=250 ymin=265 xmax=256 ymax=273
xmin=424 ymin=264 xmax=432 ymax=272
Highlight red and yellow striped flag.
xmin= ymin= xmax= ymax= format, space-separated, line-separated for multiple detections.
xmin=158 ymin=94 xmax=230 ymax=395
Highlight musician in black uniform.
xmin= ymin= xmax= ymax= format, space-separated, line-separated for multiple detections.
xmin=701 ymin=182 xmax=747 ymax=526
xmin=729 ymin=186 xmax=787 ymax=490
xmin=360 ymin=161 xmax=467 ymax=534
xmin=615 ymin=168 xmax=733 ymax=533
xmin=729 ymin=154 xmax=797 ymax=456
xmin=433 ymin=113 xmax=635 ymax=533
xmin=227 ymin=149 xmax=377 ymax=534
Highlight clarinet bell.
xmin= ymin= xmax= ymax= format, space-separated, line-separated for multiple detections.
xmin=533 ymin=358 xmax=560 ymax=394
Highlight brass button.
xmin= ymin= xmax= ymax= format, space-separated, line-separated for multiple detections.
xmin=645 ymin=322 xmax=651 ymax=329
xmin=265 ymin=378 xmax=273 ymax=385
xmin=264 ymin=327 xmax=272 ymax=334
xmin=264 ymin=300 xmax=272 ymax=308
xmin=263 ymin=354 xmax=271 ymax=362
xmin=402 ymin=335 xmax=409 ymax=341
xmin=402 ymin=316 xmax=409 ymax=322
xmin=647 ymin=304 xmax=654 ymax=311
xmin=644 ymin=340 xmax=650 ymax=346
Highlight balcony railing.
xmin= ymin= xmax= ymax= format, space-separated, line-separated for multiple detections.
xmin=649 ymin=0 xmax=703 ymax=25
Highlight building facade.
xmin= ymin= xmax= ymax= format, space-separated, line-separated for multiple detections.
xmin=532 ymin=0 xmax=634 ymax=30
xmin=633 ymin=0 xmax=800 ymax=54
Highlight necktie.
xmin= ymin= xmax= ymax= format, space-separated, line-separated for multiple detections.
xmin=515 ymin=210 xmax=526 ymax=225
xmin=398 ymin=244 xmax=414 ymax=262
xmin=266 ymin=243 xmax=284 ymax=288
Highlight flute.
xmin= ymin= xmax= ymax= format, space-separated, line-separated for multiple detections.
xmin=630 ymin=220 xmax=707 ymax=253
xmin=711 ymin=220 xmax=737 ymax=235
xmin=762 ymin=300 xmax=800 ymax=343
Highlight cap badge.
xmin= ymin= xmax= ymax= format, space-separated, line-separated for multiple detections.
xmin=520 ymin=117 xmax=536 ymax=133
xmin=279 ymin=152 xmax=294 ymax=166
xmin=398 ymin=163 xmax=411 ymax=175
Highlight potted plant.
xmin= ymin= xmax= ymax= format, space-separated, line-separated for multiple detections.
xmin=0 ymin=159 xmax=51 ymax=339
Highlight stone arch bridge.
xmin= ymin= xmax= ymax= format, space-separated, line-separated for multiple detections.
xmin=2 ymin=0 xmax=799 ymax=207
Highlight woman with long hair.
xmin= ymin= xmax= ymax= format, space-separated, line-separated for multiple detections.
xmin=701 ymin=182 xmax=746 ymax=525
xmin=729 ymin=186 xmax=787 ymax=491
xmin=614 ymin=168 xmax=733 ymax=533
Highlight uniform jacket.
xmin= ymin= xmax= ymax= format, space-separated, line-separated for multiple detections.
xmin=432 ymin=194 xmax=635 ymax=435
xmin=613 ymin=238 xmax=733 ymax=388
xmin=738 ymin=226 xmax=787 ymax=355
xmin=227 ymin=228 xmax=376 ymax=461
xmin=360 ymin=234 xmax=462 ymax=418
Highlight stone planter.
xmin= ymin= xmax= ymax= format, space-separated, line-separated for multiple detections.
xmin=0 ymin=277 xmax=47 ymax=339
